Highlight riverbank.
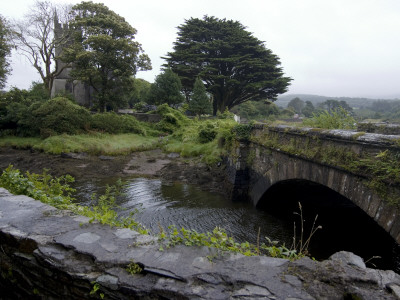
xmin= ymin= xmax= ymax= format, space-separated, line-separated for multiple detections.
xmin=0 ymin=147 xmax=228 ymax=195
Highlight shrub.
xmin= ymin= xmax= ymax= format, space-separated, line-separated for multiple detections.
xmin=91 ymin=112 xmax=145 ymax=135
xmin=33 ymin=97 xmax=91 ymax=137
xmin=155 ymin=104 xmax=188 ymax=134
xmin=303 ymin=108 xmax=356 ymax=129
xmin=198 ymin=122 xmax=217 ymax=143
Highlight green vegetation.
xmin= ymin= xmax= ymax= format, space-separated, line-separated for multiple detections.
xmin=62 ymin=1 xmax=151 ymax=111
xmin=253 ymin=130 xmax=400 ymax=205
xmin=188 ymin=78 xmax=212 ymax=116
xmin=0 ymin=134 xmax=157 ymax=155
xmin=303 ymin=108 xmax=356 ymax=129
xmin=231 ymin=100 xmax=282 ymax=122
xmin=90 ymin=282 xmax=105 ymax=299
xmin=146 ymin=69 xmax=184 ymax=106
xmin=126 ymin=261 xmax=143 ymax=275
xmin=91 ymin=112 xmax=145 ymax=135
xmin=165 ymin=16 xmax=291 ymax=114
xmin=0 ymin=14 xmax=12 ymax=89
xmin=0 ymin=165 xmax=147 ymax=233
xmin=158 ymin=225 xmax=299 ymax=260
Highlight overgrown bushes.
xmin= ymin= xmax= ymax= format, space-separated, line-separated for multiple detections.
xmin=91 ymin=112 xmax=146 ymax=135
xmin=155 ymin=104 xmax=188 ymax=133
xmin=33 ymin=97 xmax=92 ymax=137
xmin=303 ymin=108 xmax=356 ymax=129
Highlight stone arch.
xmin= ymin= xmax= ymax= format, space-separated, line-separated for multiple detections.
xmin=247 ymin=151 xmax=400 ymax=244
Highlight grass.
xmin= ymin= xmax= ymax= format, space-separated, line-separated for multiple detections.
xmin=0 ymin=112 xmax=237 ymax=164
xmin=163 ymin=118 xmax=237 ymax=164
xmin=35 ymin=133 xmax=159 ymax=155
xmin=0 ymin=136 xmax=42 ymax=149
xmin=0 ymin=133 xmax=159 ymax=156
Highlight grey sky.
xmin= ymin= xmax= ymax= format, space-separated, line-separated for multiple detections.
xmin=3 ymin=0 xmax=400 ymax=98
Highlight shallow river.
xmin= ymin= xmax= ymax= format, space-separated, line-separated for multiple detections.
xmin=74 ymin=177 xmax=294 ymax=246
xmin=73 ymin=176 xmax=400 ymax=272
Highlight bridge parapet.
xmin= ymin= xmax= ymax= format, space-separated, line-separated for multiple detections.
xmin=252 ymin=124 xmax=400 ymax=156
xmin=3 ymin=188 xmax=400 ymax=298
xmin=226 ymin=124 xmax=400 ymax=243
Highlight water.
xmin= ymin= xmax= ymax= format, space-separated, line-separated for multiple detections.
xmin=73 ymin=176 xmax=400 ymax=272
xmin=73 ymin=177 xmax=293 ymax=246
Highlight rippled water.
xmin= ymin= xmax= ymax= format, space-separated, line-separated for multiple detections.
xmin=73 ymin=176 xmax=400 ymax=272
xmin=73 ymin=177 xmax=294 ymax=246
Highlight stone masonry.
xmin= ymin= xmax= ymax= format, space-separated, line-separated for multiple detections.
xmin=1 ymin=188 xmax=400 ymax=299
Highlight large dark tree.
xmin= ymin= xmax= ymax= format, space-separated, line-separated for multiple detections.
xmin=164 ymin=16 xmax=292 ymax=115
xmin=63 ymin=1 xmax=151 ymax=111
xmin=0 ymin=15 xmax=13 ymax=89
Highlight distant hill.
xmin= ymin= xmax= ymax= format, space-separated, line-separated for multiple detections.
xmin=275 ymin=94 xmax=400 ymax=109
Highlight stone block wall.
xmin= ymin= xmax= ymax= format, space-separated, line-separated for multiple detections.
xmin=3 ymin=188 xmax=400 ymax=299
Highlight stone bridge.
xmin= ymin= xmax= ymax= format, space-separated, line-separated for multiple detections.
xmin=226 ymin=124 xmax=400 ymax=244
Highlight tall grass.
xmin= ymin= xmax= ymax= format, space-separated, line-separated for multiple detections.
xmin=303 ymin=108 xmax=356 ymax=130
xmin=35 ymin=133 xmax=159 ymax=155
xmin=163 ymin=118 xmax=237 ymax=164
xmin=0 ymin=136 xmax=42 ymax=149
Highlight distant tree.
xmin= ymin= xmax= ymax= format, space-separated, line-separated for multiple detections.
xmin=319 ymin=99 xmax=353 ymax=114
xmin=147 ymin=69 xmax=184 ymax=105
xmin=302 ymin=101 xmax=315 ymax=117
xmin=129 ymin=78 xmax=151 ymax=107
xmin=231 ymin=100 xmax=280 ymax=120
xmin=13 ymin=1 xmax=73 ymax=96
xmin=164 ymin=16 xmax=292 ymax=114
xmin=0 ymin=15 xmax=12 ymax=90
xmin=189 ymin=78 xmax=212 ymax=115
xmin=62 ymin=1 xmax=151 ymax=112
xmin=287 ymin=97 xmax=305 ymax=114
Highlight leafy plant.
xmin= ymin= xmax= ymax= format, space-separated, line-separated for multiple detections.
xmin=126 ymin=261 xmax=143 ymax=275
xmin=158 ymin=225 xmax=301 ymax=260
xmin=90 ymin=282 xmax=104 ymax=299
xmin=198 ymin=122 xmax=217 ymax=143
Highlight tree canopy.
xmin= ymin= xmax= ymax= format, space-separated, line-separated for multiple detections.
xmin=287 ymin=97 xmax=305 ymax=114
xmin=146 ymin=68 xmax=184 ymax=106
xmin=164 ymin=16 xmax=292 ymax=115
xmin=62 ymin=1 xmax=151 ymax=111
xmin=0 ymin=15 xmax=13 ymax=89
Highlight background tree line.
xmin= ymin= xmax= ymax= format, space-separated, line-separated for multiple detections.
xmin=0 ymin=1 xmax=291 ymax=117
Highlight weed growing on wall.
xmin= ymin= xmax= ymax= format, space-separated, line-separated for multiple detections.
xmin=157 ymin=225 xmax=301 ymax=260
xmin=0 ymin=165 xmax=147 ymax=234
xmin=253 ymin=129 xmax=400 ymax=205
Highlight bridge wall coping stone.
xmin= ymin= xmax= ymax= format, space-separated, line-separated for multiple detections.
xmin=2 ymin=188 xmax=400 ymax=299
xmin=254 ymin=124 xmax=400 ymax=149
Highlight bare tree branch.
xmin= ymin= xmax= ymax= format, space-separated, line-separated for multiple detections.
xmin=12 ymin=0 xmax=73 ymax=96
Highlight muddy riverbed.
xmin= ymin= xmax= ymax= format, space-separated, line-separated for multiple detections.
xmin=0 ymin=147 xmax=228 ymax=195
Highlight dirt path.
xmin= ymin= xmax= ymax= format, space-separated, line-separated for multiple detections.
xmin=0 ymin=147 xmax=228 ymax=195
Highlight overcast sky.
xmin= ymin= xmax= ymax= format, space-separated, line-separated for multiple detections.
xmin=3 ymin=0 xmax=400 ymax=98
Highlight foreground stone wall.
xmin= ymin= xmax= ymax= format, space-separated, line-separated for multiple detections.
xmin=2 ymin=188 xmax=400 ymax=299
